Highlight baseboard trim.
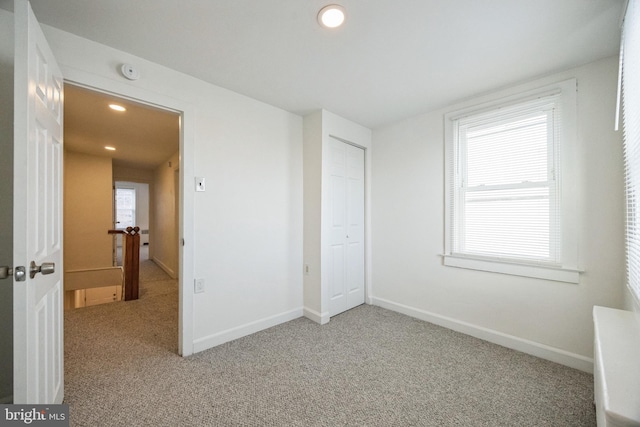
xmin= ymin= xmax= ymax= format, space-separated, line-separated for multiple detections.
xmin=0 ymin=395 xmax=12 ymax=404
xmin=371 ymin=297 xmax=594 ymax=373
xmin=303 ymin=307 xmax=330 ymax=325
xmin=152 ymin=257 xmax=176 ymax=279
xmin=193 ymin=307 xmax=303 ymax=353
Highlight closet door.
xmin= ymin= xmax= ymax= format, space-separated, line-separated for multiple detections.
xmin=328 ymin=138 xmax=365 ymax=317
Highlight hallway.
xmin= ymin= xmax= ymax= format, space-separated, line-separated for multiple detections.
xmin=63 ymin=258 xmax=179 ymax=424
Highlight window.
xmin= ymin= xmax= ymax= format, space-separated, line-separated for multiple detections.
xmin=444 ymin=80 xmax=579 ymax=283
xmin=115 ymin=188 xmax=136 ymax=229
xmin=621 ymin=0 xmax=640 ymax=303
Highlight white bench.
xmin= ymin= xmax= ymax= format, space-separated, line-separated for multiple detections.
xmin=593 ymin=306 xmax=640 ymax=427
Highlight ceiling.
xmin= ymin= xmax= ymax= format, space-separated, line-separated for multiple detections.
xmin=3 ymin=0 xmax=625 ymax=130
xmin=64 ymin=84 xmax=179 ymax=170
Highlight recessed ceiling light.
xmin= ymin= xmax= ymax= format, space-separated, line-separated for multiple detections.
xmin=104 ymin=146 xmax=116 ymax=151
xmin=109 ymin=104 xmax=126 ymax=112
xmin=318 ymin=5 xmax=345 ymax=29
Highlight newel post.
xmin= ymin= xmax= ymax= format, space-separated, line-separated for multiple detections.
xmin=107 ymin=226 xmax=140 ymax=301
xmin=123 ymin=226 xmax=140 ymax=300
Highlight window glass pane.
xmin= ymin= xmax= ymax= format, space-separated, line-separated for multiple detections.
xmin=465 ymin=113 xmax=549 ymax=187
xmin=115 ymin=188 xmax=136 ymax=229
xmin=463 ymin=187 xmax=550 ymax=260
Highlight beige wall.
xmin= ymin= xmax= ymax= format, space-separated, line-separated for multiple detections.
xmin=113 ymin=164 xmax=154 ymax=183
xmin=64 ymin=151 xmax=113 ymax=271
xmin=152 ymin=152 xmax=179 ymax=278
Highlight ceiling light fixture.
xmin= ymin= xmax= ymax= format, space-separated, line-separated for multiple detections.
xmin=109 ymin=104 xmax=126 ymax=112
xmin=318 ymin=4 xmax=345 ymax=29
xmin=104 ymin=146 xmax=116 ymax=151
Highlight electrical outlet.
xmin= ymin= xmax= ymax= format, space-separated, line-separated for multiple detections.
xmin=194 ymin=278 xmax=205 ymax=293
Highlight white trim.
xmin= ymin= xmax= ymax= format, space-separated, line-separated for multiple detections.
xmin=152 ymin=256 xmax=177 ymax=279
xmin=371 ymin=296 xmax=593 ymax=373
xmin=443 ymin=255 xmax=581 ymax=284
xmin=303 ymin=307 xmax=330 ymax=325
xmin=193 ymin=308 xmax=303 ymax=353
xmin=59 ymin=66 xmax=196 ymax=357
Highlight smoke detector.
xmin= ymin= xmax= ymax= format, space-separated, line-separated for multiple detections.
xmin=120 ymin=64 xmax=140 ymax=81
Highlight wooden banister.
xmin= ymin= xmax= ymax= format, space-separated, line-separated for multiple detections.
xmin=108 ymin=226 xmax=140 ymax=301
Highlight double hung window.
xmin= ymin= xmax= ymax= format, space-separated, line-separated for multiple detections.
xmin=444 ymin=80 xmax=579 ymax=283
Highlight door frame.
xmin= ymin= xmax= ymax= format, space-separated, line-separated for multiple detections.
xmin=61 ymin=70 xmax=195 ymax=356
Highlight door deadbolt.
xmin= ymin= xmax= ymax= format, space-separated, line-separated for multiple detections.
xmin=30 ymin=261 xmax=55 ymax=279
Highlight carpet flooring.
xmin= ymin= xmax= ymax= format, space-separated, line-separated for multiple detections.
xmin=64 ymin=268 xmax=595 ymax=426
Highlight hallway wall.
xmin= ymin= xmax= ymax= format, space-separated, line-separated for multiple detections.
xmin=64 ymin=151 xmax=113 ymax=270
xmin=152 ymin=152 xmax=179 ymax=278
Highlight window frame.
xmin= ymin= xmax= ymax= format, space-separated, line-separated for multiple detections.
xmin=443 ymin=79 xmax=580 ymax=283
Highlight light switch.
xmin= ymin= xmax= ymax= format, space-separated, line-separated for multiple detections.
xmin=195 ymin=177 xmax=205 ymax=192
xmin=194 ymin=278 xmax=205 ymax=293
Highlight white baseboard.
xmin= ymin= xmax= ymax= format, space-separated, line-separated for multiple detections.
xmin=152 ymin=257 xmax=176 ymax=279
xmin=371 ymin=297 xmax=593 ymax=373
xmin=303 ymin=307 xmax=330 ymax=325
xmin=193 ymin=308 xmax=303 ymax=353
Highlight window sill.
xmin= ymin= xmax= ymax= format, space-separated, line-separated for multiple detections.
xmin=442 ymin=255 xmax=580 ymax=283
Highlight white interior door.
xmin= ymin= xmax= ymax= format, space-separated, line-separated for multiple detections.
xmin=13 ymin=0 xmax=64 ymax=404
xmin=328 ymin=138 xmax=365 ymax=317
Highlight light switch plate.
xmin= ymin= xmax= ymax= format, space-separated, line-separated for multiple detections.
xmin=195 ymin=177 xmax=205 ymax=192
xmin=194 ymin=278 xmax=205 ymax=293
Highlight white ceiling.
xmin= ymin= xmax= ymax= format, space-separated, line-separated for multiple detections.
xmin=64 ymin=84 xmax=179 ymax=170
xmin=6 ymin=0 xmax=625 ymax=130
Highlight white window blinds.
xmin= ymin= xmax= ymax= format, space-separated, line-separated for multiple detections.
xmin=622 ymin=0 xmax=640 ymax=302
xmin=451 ymin=95 xmax=561 ymax=265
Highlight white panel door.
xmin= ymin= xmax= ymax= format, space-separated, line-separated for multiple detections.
xmin=13 ymin=0 xmax=64 ymax=404
xmin=328 ymin=138 xmax=365 ymax=317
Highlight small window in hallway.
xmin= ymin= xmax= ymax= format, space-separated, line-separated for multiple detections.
xmin=115 ymin=187 xmax=136 ymax=229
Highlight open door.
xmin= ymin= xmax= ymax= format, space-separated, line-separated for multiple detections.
xmin=13 ymin=0 xmax=64 ymax=403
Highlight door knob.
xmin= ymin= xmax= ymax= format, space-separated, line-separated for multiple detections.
xmin=1 ymin=265 xmax=26 ymax=281
xmin=0 ymin=266 xmax=13 ymax=280
xmin=29 ymin=261 xmax=55 ymax=279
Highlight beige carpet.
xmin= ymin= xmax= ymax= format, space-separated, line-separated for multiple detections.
xmin=64 ymin=276 xmax=595 ymax=426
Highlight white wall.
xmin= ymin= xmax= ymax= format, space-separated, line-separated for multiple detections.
xmin=303 ymin=111 xmax=323 ymax=319
xmin=37 ymin=21 xmax=303 ymax=354
xmin=371 ymin=56 xmax=625 ymax=371
xmin=302 ymin=110 xmax=373 ymax=324
xmin=0 ymin=8 xmax=13 ymax=403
